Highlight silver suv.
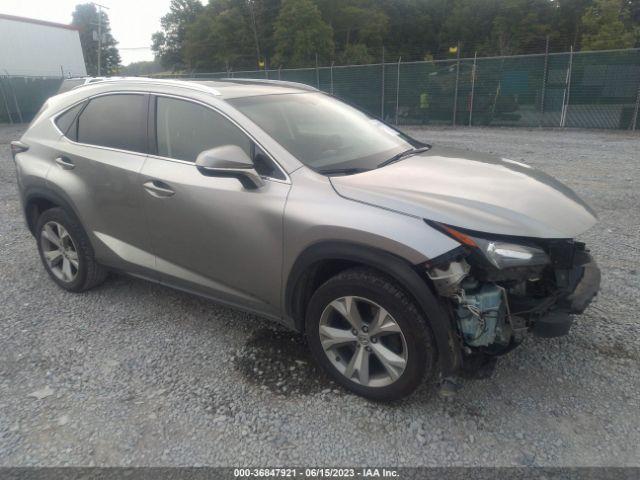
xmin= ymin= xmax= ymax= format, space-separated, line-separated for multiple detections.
xmin=12 ymin=78 xmax=600 ymax=400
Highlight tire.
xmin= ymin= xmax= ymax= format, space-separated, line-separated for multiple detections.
xmin=36 ymin=207 xmax=107 ymax=292
xmin=305 ymin=267 xmax=436 ymax=401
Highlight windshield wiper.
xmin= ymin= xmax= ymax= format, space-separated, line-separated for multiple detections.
xmin=317 ymin=167 xmax=369 ymax=176
xmin=377 ymin=146 xmax=430 ymax=169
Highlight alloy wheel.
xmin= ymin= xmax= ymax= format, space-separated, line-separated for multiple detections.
xmin=40 ymin=221 xmax=79 ymax=283
xmin=319 ymin=296 xmax=408 ymax=388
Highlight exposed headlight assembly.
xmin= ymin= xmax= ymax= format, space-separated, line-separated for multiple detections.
xmin=472 ymin=237 xmax=549 ymax=269
xmin=436 ymin=223 xmax=549 ymax=269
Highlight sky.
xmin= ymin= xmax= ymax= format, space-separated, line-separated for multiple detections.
xmin=1 ymin=0 xmax=195 ymax=65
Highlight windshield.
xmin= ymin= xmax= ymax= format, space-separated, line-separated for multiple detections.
xmin=228 ymin=93 xmax=422 ymax=173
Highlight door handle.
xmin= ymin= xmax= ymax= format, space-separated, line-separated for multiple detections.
xmin=143 ymin=180 xmax=175 ymax=198
xmin=55 ymin=156 xmax=75 ymax=170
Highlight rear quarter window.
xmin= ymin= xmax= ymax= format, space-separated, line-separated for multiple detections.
xmin=54 ymin=102 xmax=85 ymax=139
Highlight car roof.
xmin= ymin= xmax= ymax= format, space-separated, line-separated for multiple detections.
xmin=70 ymin=77 xmax=318 ymax=100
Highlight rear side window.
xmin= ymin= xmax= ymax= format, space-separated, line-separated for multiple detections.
xmin=55 ymin=102 xmax=85 ymax=139
xmin=155 ymin=96 xmax=251 ymax=162
xmin=77 ymin=94 xmax=147 ymax=153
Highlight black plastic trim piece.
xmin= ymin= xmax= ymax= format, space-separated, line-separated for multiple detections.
xmin=22 ymin=187 xmax=82 ymax=235
xmin=532 ymin=311 xmax=573 ymax=338
xmin=422 ymin=245 xmax=468 ymax=269
xmin=564 ymin=258 xmax=601 ymax=314
xmin=147 ymin=94 xmax=158 ymax=156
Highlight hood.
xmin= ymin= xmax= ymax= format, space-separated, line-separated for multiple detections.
xmin=330 ymin=146 xmax=597 ymax=239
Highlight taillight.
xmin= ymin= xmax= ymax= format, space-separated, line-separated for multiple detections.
xmin=10 ymin=141 xmax=29 ymax=161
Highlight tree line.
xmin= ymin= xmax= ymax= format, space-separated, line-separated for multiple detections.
xmin=151 ymin=0 xmax=639 ymax=72
xmin=69 ymin=1 xmax=639 ymax=75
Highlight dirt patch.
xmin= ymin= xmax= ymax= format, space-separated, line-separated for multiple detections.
xmin=234 ymin=327 xmax=332 ymax=396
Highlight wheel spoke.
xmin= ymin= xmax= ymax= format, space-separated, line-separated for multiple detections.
xmin=368 ymin=306 xmax=401 ymax=337
xmin=42 ymin=225 xmax=61 ymax=248
xmin=371 ymin=343 xmax=406 ymax=381
xmin=57 ymin=224 xmax=70 ymax=243
xmin=61 ymin=257 xmax=72 ymax=281
xmin=43 ymin=249 xmax=63 ymax=265
xmin=319 ymin=325 xmax=357 ymax=350
xmin=329 ymin=297 xmax=364 ymax=330
xmin=344 ymin=346 xmax=370 ymax=385
xmin=67 ymin=250 xmax=79 ymax=268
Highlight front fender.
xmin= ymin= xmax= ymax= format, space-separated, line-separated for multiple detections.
xmin=284 ymin=241 xmax=462 ymax=376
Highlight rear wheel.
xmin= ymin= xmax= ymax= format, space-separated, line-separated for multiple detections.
xmin=305 ymin=267 xmax=436 ymax=401
xmin=36 ymin=207 xmax=107 ymax=292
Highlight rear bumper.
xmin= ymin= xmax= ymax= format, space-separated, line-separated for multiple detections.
xmin=532 ymin=258 xmax=600 ymax=338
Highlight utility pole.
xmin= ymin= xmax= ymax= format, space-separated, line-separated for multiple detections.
xmin=247 ymin=0 xmax=262 ymax=70
xmin=92 ymin=2 xmax=109 ymax=76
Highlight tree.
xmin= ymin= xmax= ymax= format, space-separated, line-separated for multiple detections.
xmin=71 ymin=3 xmax=121 ymax=75
xmin=549 ymin=0 xmax=593 ymax=50
xmin=153 ymin=0 xmax=640 ymax=72
xmin=184 ymin=2 xmax=256 ymax=71
xmin=581 ymin=0 xmax=637 ymax=49
xmin=317 ymin=1 xmax=388 ymax=52
xmin=121 ymin=60 xmax=164 ymax=76
xmin=487 ymin=0 xmax=553 ymax=56
xmin=272 ymin=0 xmax=334 ymax=67
xmin=152 ymin=0 xmax=204 ymax=70
xmin=338 ymin=43 xmax=374 ymax=64
xmin=376 ymin=0 xmax=442 ymax=61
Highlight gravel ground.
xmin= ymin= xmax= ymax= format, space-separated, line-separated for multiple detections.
xmin=0 ymin=124 xmax=639 ymax=467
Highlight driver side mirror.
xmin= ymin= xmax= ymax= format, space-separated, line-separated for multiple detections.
xmin=195 ymin=145 xmax=265 ymax=190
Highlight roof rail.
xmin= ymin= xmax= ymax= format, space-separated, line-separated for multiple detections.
xmin=72 ymin=77 xmax=221 ymax=96
xmin=217 ymin=78 xmax=318 ymax=92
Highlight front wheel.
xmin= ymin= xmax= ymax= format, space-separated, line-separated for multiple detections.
xmin=305 ymin=267 xmax=436 ymax=401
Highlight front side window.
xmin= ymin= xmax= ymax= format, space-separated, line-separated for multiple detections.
xmin=155 ymin=97 xmax=251 ymax=162
xmin=76 ymin=94 xmax=147 ymax=153
xmin=229 ymin=93 xmax=422 ymax=173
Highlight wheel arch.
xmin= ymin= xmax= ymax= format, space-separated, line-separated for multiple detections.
xmin=23 ymin=187 xmax=81 ymax=236
xmin=284 ymin=241 xmax=462 ymax=375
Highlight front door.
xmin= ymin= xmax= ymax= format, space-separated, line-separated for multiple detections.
xmin=140 ymin=95 xmax=290 ymax=319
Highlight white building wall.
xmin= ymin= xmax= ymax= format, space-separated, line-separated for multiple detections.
xmin=0 ymin=17 xmax=87 ymax=77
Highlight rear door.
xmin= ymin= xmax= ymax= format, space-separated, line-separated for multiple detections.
xmin=48 ymin=93 xmax=155 ymax=276
xmin=139 ymin=94 xmax=290 ymax=319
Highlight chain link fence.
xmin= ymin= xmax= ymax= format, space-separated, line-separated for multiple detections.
xmin=2 ymin=48 xmax=639 ymax=130
xmin=165 ymin=48 xmax=640 ymax=130
xmin=0 ymin=76 xmax=63 ymax=124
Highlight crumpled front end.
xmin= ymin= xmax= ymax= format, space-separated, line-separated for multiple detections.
xmin=423 ymin=223 xmax=600 ymax=377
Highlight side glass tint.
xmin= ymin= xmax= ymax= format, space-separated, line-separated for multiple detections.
xmin=155 ymin=97 xmax=251 ymax=162
xmin=77 ymin=94 xmax=147 ymax=153
xmin=253 ymin=144 xmax=285 ymax=180
xmin=54 ymin=102 xmax=85 ymax=139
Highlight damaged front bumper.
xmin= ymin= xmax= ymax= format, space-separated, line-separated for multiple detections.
xmin=532 ymin=257 xmax=600 ymax=338
xmin=563 ymin=258 xmax=601 ymax=314
xmin=426 ymin=236 xmax=601 ymax=357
